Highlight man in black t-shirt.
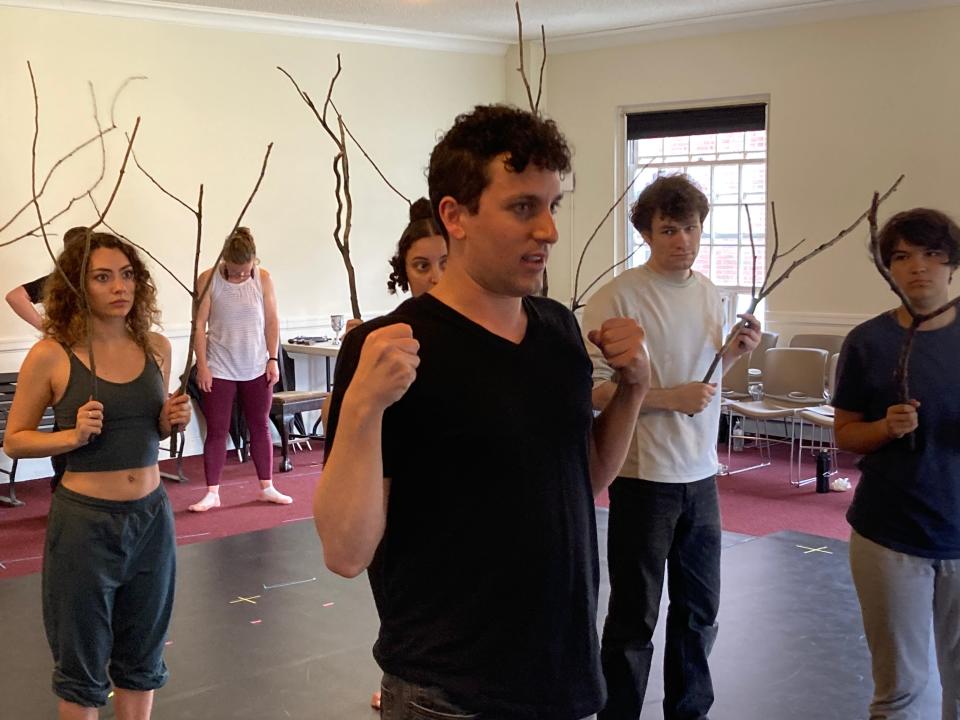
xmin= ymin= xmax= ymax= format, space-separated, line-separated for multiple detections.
xmin=317 ymin=105 xmax=652 ymax=719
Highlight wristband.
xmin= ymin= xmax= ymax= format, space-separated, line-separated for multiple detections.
xmin=268 ymin=357 xmax=278 ymax=363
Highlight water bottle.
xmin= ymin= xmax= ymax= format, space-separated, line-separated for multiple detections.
xmin=816 ymin=451 xmax=831 ymax=493
xmin=732 ymin=418 xmax=744 ymax=452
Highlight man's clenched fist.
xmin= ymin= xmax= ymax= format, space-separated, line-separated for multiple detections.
xmin=347 ymin=323 xmax=420 ymax=412
xmin=588 ymin=318 xmax=651 ymax=391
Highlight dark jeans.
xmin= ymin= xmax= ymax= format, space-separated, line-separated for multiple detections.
xmin=599 ymin=476 xmax=721 ymax=720
xmin=379 ymin=673 xmax=481 ymax=720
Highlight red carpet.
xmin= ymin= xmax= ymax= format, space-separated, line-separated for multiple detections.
xmin=0 ymin=447 xmax=325 ymax=579
xmin=2 ymin=443 xmax=858 ymax=581
xmin=595 ymin=444 xmax=860 ymax=542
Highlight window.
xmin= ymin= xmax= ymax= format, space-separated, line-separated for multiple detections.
xmin=624 ymin=103 xmax=768 ymax=324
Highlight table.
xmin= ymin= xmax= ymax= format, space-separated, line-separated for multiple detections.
xmin=281 ymin=341 xmax=341 ymax=393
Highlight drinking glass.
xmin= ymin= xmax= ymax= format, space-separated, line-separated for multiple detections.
xmin=330 ymin=314 xmax=344 ymax=345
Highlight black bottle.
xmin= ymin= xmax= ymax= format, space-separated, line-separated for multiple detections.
xmin=816 ymin=451 xmax=831 ymax=493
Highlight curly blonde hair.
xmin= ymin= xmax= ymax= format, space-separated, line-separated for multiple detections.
xmin=42 ymin=231 xmax=161 ymax=358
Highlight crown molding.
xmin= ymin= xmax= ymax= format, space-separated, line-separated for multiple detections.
xmin=548 ymin=0 xmax=960 ymax=54
xmin=0 ymin=0 xmax=509 ymax=55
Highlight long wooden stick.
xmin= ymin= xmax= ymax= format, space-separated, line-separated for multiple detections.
xmin=698 ymin=175 xmax=904 ymax=384
xmin=2 ymin=75 xmax=145 ymax=245
xmin=279 ymin=60 xmax=366 ymax=319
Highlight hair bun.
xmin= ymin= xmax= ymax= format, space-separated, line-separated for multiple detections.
xmin=409 ymin=198 xmax=433 ymax=222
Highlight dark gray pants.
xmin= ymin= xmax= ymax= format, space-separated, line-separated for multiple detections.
xmin=42 ymin=484 xmax=176 ymax=707
xmin=850 ymin=531 xmax=960 ymax=720
xmin=379 ymin=673 xmax=481 ymax=720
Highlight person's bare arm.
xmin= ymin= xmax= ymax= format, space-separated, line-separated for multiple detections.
xmin=261 ymin=268 xmax=281 ymax=385
xmin=587 ymin=319 xmax=650 ymax=496
xmin=313 ymin=324 xmax=419 ymax=577
xmin=193 ymin=268 xmax=214 ymax=392
xmin=3 ymin=340 xmax=100 ymax=458
xmin=5 ymin=286 xmax=43 ymax=331
xmin=835 ymin=402 xmax=919 ymax=455
xmin=150 ymin=333 xmax=192 ymax=440
xmin=594 ymin=380 xmax=715 ymax=416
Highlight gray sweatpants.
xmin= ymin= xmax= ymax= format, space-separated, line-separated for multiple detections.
xmin=850 ymin=530 xmax=960 ymax=720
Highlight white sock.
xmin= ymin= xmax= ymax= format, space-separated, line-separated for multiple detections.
xmin=258 ymin=484 xmax=292 ymax=505
xmin=188 ymin=490 xmax=220 ymax=512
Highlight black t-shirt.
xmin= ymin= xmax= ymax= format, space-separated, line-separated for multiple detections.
xmin=326 ymin=293 xmax=603 ymax=719
xmin=23 ymin=274 xmax=48 ymax=304
xmin=833 ymin=311 xmax=960 ymax=558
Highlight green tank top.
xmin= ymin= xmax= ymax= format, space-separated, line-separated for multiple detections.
xmin=53 ymin=348 xmax=165 ymax=472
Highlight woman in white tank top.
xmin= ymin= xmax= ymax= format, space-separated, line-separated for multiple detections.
xmin=189 ymin=227 xmax=292 ymax=511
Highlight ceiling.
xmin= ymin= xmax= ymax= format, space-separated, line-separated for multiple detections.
xmin=148 ymin=0 xmax=956 ymax=43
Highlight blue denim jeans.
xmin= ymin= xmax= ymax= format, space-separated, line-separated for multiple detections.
xmin=599 ymin=476 xmax=721 ymax=720
xmin=379 ymin=673 xmax=481 ymax=720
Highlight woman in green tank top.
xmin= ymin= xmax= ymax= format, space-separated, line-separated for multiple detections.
xmin=4 ymin=231 xmax=191 ymax=719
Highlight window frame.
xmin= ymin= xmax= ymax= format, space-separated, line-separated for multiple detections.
xmin=615 ymin=96 xmax=770 ymax=327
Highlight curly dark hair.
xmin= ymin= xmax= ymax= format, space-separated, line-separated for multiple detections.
xmin=42 ymin=231 xmax=161 ymax=358
xmin=387 ymin=198 xmax=443 ymax=294
xmin=877 ymin=208 xmax=960 ymax=269
xmin=427 ymin=104 xmax=572 ymax=238
xmin=630 ymin=174 xmax=710 ymax=236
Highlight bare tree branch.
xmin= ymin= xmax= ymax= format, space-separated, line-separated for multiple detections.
xmin=85 ymin=117 xmax=140 ymax=234
xmin=130 ymin=145 xmax=194 ymax=214
xmin=330 ymin=99 xmax=411 ymax=206
xmin=279 ymin=60 xmax=366 ymax=319
xmin=571 ymin=162 xmax=651 ymax=308
xmin=87 ymin=195 xmax=192 ymax=296
xmin=572 ymin=247 xmax=641 ymax=311
xmin=757 ymin=175 xmax=904 ymax=303
xmin=322 ymin=56 xmax=343 ymax=128
xmin=1 ymin=75 xmax=144 ymax=241
xmin=26 ymin=62 xmax=77 ymax=297
xmin=515 ymin=1 xmax=536 ymax=114
xmin=698 ymin=175 xmax=905 ymax=383
xmin=534 ymin=25 xmax=547 ymax=113
xmin=745 ymin=203 xmax=757 ymax=299
xmin=765 ymin=201 xmax=781 ymax=282
xmin=110 ymin=75 xmax=147 ymax=128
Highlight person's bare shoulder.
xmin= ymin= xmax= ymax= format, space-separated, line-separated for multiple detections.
xmin=148 ymin=331 xmax=171 ymax=351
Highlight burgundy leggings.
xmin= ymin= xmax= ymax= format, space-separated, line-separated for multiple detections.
xmin=201 ymin=375 xmax=273 ymax=486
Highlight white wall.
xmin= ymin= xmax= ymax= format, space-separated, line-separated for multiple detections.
xmin=5 ymin=3 xmax=960 ymax=480
xmin=545 ymin=5 xmax=960 ymax=341
xmin=0 ymin=3 xmax=504 ymax=478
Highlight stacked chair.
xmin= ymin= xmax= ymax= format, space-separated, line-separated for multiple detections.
xmin=722 ymin=347 xmax=829 ymax=485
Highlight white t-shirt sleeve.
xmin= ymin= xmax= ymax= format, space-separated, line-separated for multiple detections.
xmin=582 ymin=284 xmax=619 ymax=388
